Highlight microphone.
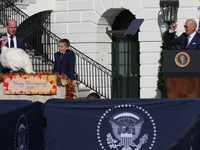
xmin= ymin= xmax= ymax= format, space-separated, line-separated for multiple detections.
xmin=179 ymin=39 xmax=182 ymax=50
xmin=184 ymin=38 xmax=188 ymax=50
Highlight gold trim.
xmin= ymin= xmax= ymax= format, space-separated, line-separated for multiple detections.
xmin=175 ymin=52 xmax=190 ymax=67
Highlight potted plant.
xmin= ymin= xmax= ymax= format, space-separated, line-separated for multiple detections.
xmin=157 ymin=30 xmax=179 ymax=98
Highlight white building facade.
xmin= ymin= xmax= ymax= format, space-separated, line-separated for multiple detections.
xmin=19 ymin=0 xmax=200 ymax=98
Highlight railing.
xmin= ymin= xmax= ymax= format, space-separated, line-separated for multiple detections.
xmin=0 ymin=0 xmax=123 ymax=98
xmin=9 ymin=0 xmax=26 ymax=3
xmin=15 ymin=0 xmax=25 ymax=2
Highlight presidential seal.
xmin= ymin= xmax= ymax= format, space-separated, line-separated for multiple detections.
xmin=175 ymin=52 xmax=190 ymax=67
xmin=97 ymin=105 xmax=156 ymax=150
xmin=14 ymin=115 xmax=29 ymax=150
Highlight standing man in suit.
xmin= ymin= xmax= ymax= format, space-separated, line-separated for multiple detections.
xmin=0 ymin=19 xmax=25 ymax=73
xmin=167 ymin=19 xmax=200 ymax=50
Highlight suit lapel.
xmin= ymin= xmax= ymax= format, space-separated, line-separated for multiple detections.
xmin=188 ymin=32 xmax=198 ymax=49
xmin=62 ymin=52 xmax=66 ymax=60
xmin=16 ymin=36 xmax=20 ymax=48
xmin=57 ymin=53 xmax=61 ymax=67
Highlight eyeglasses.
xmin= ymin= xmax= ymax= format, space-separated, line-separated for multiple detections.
xmin=184 ymin=25 xmax=189 ymax=29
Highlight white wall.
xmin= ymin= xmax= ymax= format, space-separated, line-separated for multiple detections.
xmin=21 ymin=0 xmax=54 ymax=16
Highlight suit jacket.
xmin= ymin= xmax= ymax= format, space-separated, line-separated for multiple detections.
xmin=0 ymin=33 xmax=26 ymax=73
xmin=167 ymin=31 xmax=200 ymax=50
xmin=53 ymin=49 xmax=75 ymax=80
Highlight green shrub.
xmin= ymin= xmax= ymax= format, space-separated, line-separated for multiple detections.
xmin=157 ymin=30 xmax=179 ymax=92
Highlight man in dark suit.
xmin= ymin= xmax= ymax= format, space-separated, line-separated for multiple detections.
xmin=0 ymin=19 xmax=25 ymax=73
xmin=53 ymin=38 xmax=76 ymax=81
xmin=167 ymin=19 xmax=200 ymax=50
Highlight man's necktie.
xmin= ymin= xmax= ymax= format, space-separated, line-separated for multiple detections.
xmin=59 ymin=53 xmax=63 ymax=74
xmin=60 ymin=53 xmax=63 ymax=60
xmin=186 ymin=35 xmax=190 ymax=49
xmin=10 ymin=36 xmax=14 ymax=48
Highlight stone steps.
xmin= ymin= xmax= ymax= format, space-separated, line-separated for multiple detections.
xmin=77 ymin=84 xmax=90 ymax=99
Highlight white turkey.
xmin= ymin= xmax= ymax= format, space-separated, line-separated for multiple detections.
xmin=0 ymin=36 xmax=35 ymax=74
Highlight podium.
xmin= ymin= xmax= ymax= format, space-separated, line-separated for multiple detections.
xmin=162 ymin=50 xmax=200 ymax=98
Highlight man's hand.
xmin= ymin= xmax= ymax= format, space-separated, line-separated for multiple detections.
xmin=170 ymin=20 xmax=177 ymax=31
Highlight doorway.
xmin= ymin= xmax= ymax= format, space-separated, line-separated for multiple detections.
xmin=112 ymin=10 xmax=140 ymax=98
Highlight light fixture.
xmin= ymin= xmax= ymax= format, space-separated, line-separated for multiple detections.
xmin=160 ymin=0 xmax=179 ymax=26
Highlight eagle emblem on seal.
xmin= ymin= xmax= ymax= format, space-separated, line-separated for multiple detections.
xmin=175 ymin=52 xmax=190 ymax=67
xmin=107 ymin=112 xmax=148 ymax=150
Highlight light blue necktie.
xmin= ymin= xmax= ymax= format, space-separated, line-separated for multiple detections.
xmin=186 ymin=35 xmax=190 ymax=49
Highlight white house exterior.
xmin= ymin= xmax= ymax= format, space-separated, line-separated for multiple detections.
xmin=17 ymin=0 xmax=200 ymax=98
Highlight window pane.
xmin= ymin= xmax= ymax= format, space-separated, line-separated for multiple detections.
xmin=119 ymin=65 xmax=125 ymax=76
xmin=119 ymin=40 xmax=124 ymax=52
xmin=119 ymin=53 xmax=124 ymax=64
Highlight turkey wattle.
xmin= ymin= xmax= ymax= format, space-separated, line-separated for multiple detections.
xmin=0 ymin=36 xmax=35 ymax=74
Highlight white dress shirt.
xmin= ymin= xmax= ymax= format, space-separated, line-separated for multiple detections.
xmin=7 ymin=33 xmax=17 ymax=48
xmin=187 ymin=31 xmax=196 ymax=46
